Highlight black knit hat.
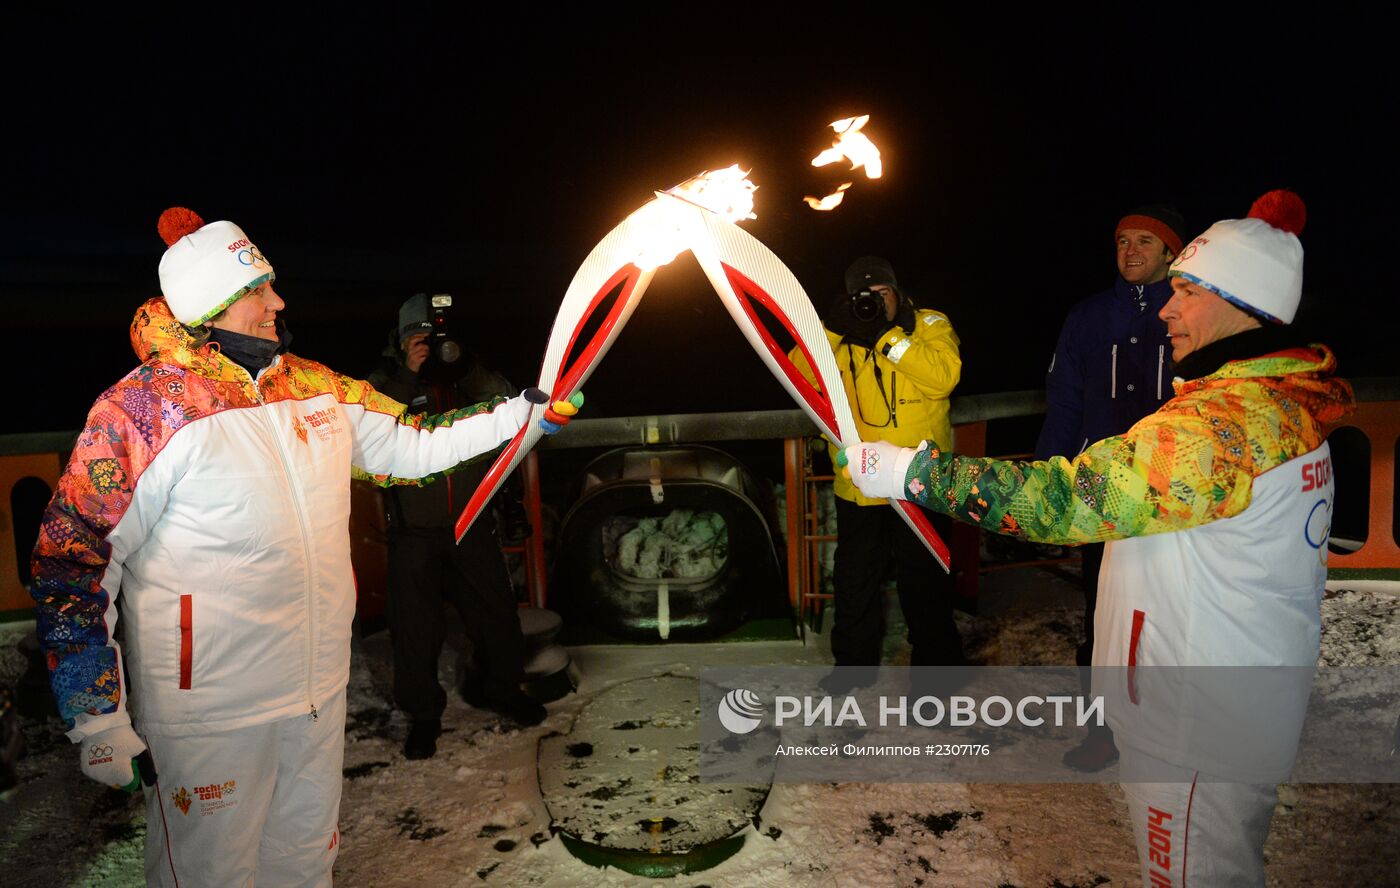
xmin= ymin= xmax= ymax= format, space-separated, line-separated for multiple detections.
xmin=1116 ymin=205 xmax=1188 ymax=255
xmin=397 ymin=293 xmax=433 ymax=341
xmin=845 ymin=255 xmax=899 ymax=294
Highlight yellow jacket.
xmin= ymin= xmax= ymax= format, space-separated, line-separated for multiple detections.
xmin=792 ymin=307 xmax=961 ymax=505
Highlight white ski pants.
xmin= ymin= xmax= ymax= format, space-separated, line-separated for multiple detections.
xmin=141 ymin=687 xmax=347 ymax=888
xmin=1119 ymin=742 xmax=1278 ymax=887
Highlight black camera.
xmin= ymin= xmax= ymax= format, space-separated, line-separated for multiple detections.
xmin=427 ymin=294 xmax=462 ymax=365
xmin=413 ymin=293 xmax=466 ymax=383
xmin=849 ymin=287 xmax=884 ymax=322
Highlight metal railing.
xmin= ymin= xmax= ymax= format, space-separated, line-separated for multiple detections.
xmin=4 ymin=383 xmax=1396 ymax=619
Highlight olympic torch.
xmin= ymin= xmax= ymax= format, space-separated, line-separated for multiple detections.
xmin=454 ymin=166 xmax=949 ymax=572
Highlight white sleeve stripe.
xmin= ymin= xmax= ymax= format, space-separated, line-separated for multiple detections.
xmin=886 ymin=338 xmax=913 ymax=363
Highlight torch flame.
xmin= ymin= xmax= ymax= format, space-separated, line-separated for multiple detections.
xmin=803 ymin=182 xmax=852 ymax=211
xmin=665 ymin=164 xmax=758 ymax=222
xmin=634 ymin=165 xmax=758 ymax=271
xmin=811 ymin=114 xmax=882 ymax=179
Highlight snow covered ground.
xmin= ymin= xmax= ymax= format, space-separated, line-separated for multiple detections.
xmin=2 ymin=567 xmax=1397 ymax=887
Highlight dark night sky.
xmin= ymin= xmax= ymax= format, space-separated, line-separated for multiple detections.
xmin=3 ymin=10 xmax=1392 ymax=435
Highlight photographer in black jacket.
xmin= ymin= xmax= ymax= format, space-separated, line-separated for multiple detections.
xmin=368 ymin=294 xmax=544 ymax=759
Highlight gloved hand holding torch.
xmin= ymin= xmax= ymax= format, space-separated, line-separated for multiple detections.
xmin=836 ymin=440 xmax=928 ymax=501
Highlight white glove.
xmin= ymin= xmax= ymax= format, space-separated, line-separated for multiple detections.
xmin=839 ymin=440 xmax=917 ymax=501
xmin=80 ymin=724 xmax=147 ymax=792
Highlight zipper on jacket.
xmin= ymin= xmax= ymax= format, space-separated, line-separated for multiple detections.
xmin=256 ymin=388 xmax=320 ymax=720
xmin=890 ymin=372 xmax=898 ymax=428
xmin=1110 ymin=344 xmax=1118 ymax=399
xmin=1156 ymin=345 xmax=1165 ymax=400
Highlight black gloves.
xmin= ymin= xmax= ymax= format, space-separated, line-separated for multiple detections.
xmin=823 ymin=291 xmax=891 ymax=349
xmin=892 ymin=302 xmax=916 ymax=336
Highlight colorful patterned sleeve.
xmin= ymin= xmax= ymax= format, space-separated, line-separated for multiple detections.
xmin=342 ymin=372 xmax=505 ymax=434
xmin=30 ymin=397 xmax=148 ymax=733
xmin=902 ymin=400 xmax=1256 ymax=545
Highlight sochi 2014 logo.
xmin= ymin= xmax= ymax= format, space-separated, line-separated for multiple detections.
xmin=171 ymin=786 xmax=193 ymax=815
xmin=718 ymin=688 xmax=765 ymax=734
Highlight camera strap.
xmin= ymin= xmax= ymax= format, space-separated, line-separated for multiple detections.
xmin=846 ymin=345 xmax=895 ymax=429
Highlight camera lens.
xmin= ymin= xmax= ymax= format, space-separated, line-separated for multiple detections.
xmin=851 ymin=289 xmax=882 ymax=322
xmin=437 ymin=340 xmax=461 ymax=364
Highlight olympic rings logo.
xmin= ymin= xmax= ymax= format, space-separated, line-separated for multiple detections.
xmin=1304 ymin=497 xmax=1333 ymax=570
xmin=237 ymin=247 xmax=270 ymax=271
xmin=1173 ymin=237 xmax=1207 ymax=266
xmin=862 ymin=450 xmax=880 ymax=474
xmin=89 ymin=743 xmax=114 ymax=759
xmin=1303 ymin=498 xmax=1332 ymax=550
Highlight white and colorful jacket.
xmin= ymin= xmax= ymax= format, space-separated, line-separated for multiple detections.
xmin=901 ymin=343 xmax=1354 ymax=777
xmin=31 ymin=297 xmax=529 ymax=741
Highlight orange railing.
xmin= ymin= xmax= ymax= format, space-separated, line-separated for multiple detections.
xmin=1327 ymin=399 xmax=1400 ymax=572
xmin=4 ymin=382 xmax=1396 ymax=622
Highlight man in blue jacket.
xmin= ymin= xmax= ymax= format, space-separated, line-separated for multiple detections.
xmin=1034 ymin=204 xmax=1186 ymax=770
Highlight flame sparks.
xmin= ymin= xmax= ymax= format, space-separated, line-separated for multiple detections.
xmin=803 ymin=182 xmax=852 ymax=211
xmin=633 ymin=165 xmax=759 ymax=271
xmin=811 ymin=114 xmax=882 ymax=179
xmin=665 ymin=164 xmax=758 ymax=222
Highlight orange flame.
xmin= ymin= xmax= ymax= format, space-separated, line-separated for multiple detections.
xmin=811 ymin=115 xmax=882 ymax=179
xmin=665 ymin=164 xmax=758 ymax=222
xmin=633 ymin=165 xmax=759 ymax=270
xmin=803 ymin=182 xmax=852 ymax=211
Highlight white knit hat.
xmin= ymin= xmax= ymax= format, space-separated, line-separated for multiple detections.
xmin=1168 ymin=190 xmax=1305 ymax=324
xmin=156 ymin=207 xmax=276 ymax=326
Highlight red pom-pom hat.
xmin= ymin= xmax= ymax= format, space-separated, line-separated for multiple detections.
xmin=1168 ymin=190 xmax=1306 ymax=324
xmin=156 ymin=207 xmax=275 ymax=326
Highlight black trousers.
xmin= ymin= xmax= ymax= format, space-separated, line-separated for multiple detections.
xmin=831 ymin=498 xmax=962 ymax=667
xmin=1075 ymin=542 xmax=1114 ymax=743
xmin=1077 ymin=542 xmax=1106 ymax=668
xmin=386 ymin=522 xmax=524 ymax=721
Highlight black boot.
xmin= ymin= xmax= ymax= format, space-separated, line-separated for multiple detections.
xmin=403 ymin=719 xmax=441 ymax=760
xmin=818 ymin=666 xmax=878 ymax=696
xmin=485 ymin=691 xmax=546 ymax=727
xmin=1062 ymin=723 xmax=1119 ymax=772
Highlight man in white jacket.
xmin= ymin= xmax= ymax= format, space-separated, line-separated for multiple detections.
xmin=30 ymin=207 xmax=580 ymax=887
xmin=839 ymin=191 xmax=1354 ymax=886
